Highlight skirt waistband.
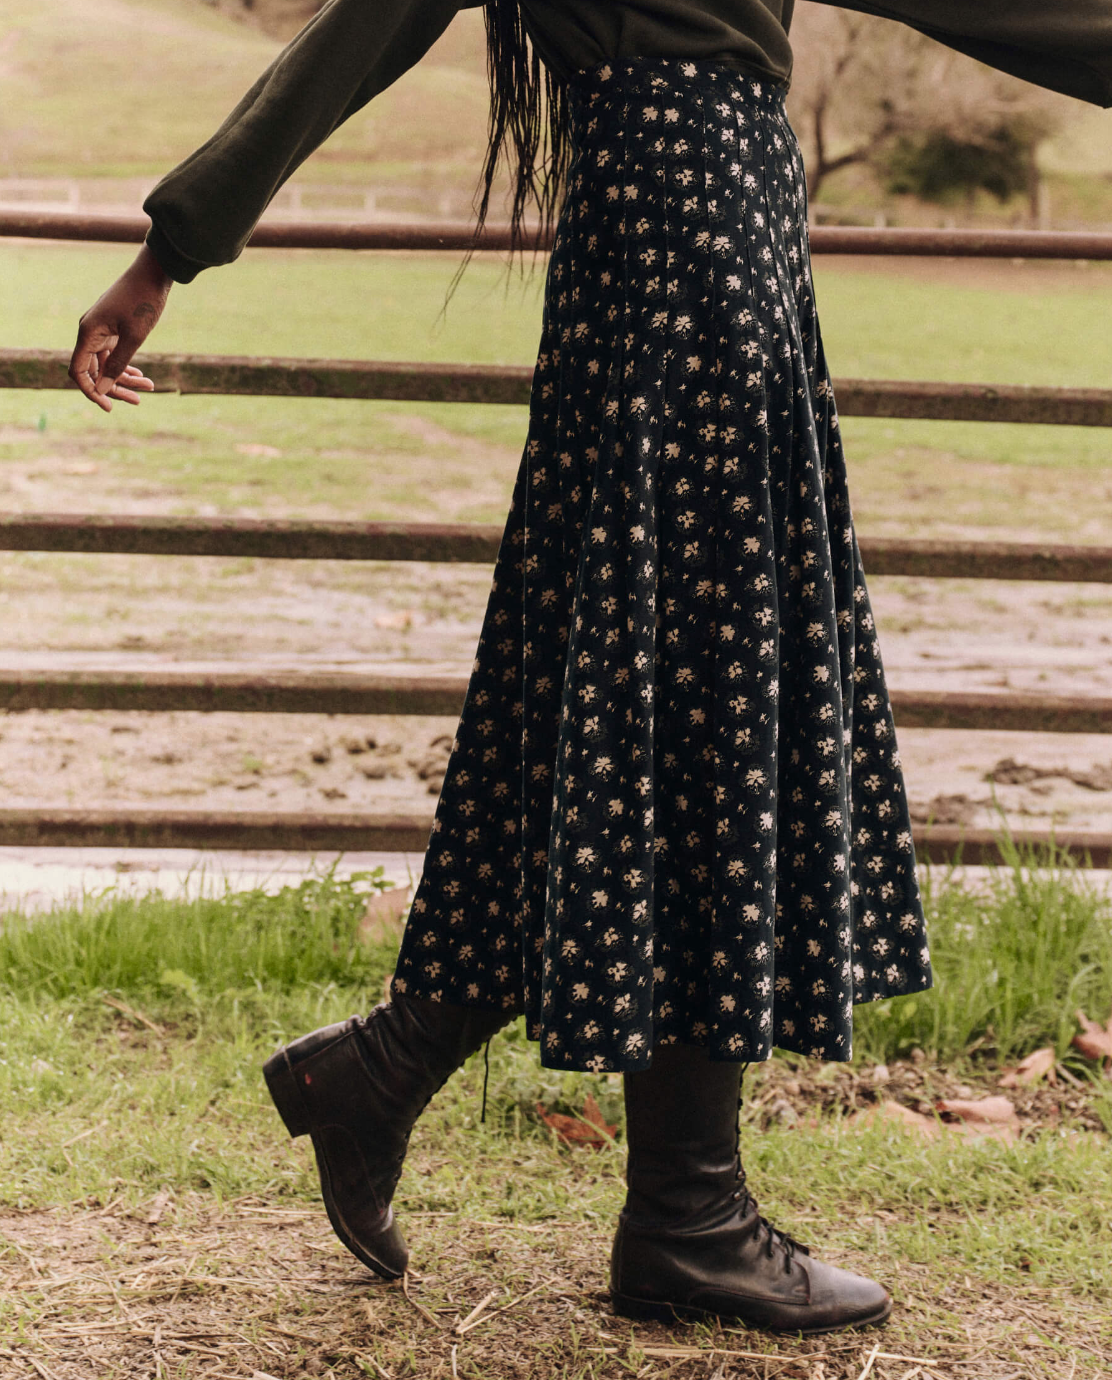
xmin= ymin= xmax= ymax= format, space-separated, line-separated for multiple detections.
xmin=568 ymin=56 xmax=788 ymax=113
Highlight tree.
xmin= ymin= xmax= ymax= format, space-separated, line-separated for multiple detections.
xmin=883 ymin=122 xmax=1044 ymax=209
xmin=786 ymin=1 xmax=1067 ymax=212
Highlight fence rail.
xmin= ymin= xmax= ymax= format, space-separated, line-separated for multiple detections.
xmin=1 ymin=672 xmax=1111 ymax=736
xmin=0 ymin=809 xmax=1104 ymax=868
xmin=7 ymin=210 xmax=1112 ymax=260
xmin=6 ymin=348 xmax=1112 ymax=426
xmin=5 ymin=515 xmax=1112 ymax=583
xmin=5 ymin=218 xmax=1112 ymax=864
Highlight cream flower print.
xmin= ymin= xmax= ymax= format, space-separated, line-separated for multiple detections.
xmin=395 ymin=59 xmax=930 ymax=1073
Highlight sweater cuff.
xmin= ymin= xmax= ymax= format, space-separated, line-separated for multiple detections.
xmin=144 ymin=223 xmax=206 ymax=285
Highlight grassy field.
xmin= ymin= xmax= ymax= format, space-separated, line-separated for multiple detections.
xmin=2 ymin=0 xmax=491 ymax=182
xmin=1 ymin=860 xmax=1111 ymax=1378
xmin=6 ymin=0 xmax=1112 ymax=202
xmin=3 ymin=245 xmax=1112 ymax=536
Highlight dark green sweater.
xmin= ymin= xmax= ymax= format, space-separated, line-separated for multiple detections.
xmin=145 ymin=0 xmax=1112 ymax=282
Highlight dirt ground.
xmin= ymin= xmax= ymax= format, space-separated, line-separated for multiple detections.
xmin=4 ymin=568 xmax=1112 ymax=843
xmin=2 ymin=1189 xmax=1104 ymax=1380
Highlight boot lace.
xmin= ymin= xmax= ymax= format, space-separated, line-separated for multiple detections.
xmin=729 ymin=1167 xmax=806 ymax=1272
xmin=730 ymin=1065 xmax=807 ymax=1274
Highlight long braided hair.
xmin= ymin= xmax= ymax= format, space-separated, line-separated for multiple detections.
xmin=475 ymin=0 xmax=572 ymax=251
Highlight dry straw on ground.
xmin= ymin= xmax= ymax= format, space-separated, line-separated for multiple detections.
xmin=1 ymin=1194 xmax=1106 ymax=1380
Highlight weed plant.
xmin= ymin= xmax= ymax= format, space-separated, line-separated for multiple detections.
xmin=856 ymin=839 xmax=1112 ymax=1067
xmin=0 ymin=867 xmax=397 ymax=1001
xmin=2 ymin=844 xmax=1109 ymax=1072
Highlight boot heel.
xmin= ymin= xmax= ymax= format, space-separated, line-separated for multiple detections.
xmin=263 ymin=1050 xmax=312 ymax=1138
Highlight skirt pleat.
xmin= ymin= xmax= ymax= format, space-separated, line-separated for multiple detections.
xmin=394 ymin=58 xmax=932 ymax=1072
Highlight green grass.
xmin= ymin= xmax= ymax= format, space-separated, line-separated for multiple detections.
xmin=1 ymin=859 xmax=1110 ymax=1212
xmin=3 ymin=245 xmax=1112 ymax=529
xmin=2 ymin=869 xmax=1110 ymax=1376
xmin=2 ymin=0 xmax=490 ymax=180
xmin=854 ymin=840 xmax=1112 ymax=1067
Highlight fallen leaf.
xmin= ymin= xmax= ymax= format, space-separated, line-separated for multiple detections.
xmin=849 ymin=1101 xmax=941 ymax=1140
xmin=580 ymin=1093 xmax=617 ymax=1141
xmin=851 ymin=1097 xmax=1019 ymax=1144
xmin=998 ymin=1046 xmax=1057 ymax=1088
xmin=935 ymin=1095 xmax=1020 ymax=1143
xmin=936 ymin=1095 xmax=1016 ymax=1124
xmin=146 ymin=1189 xmax=172 ymax=1226
xmin=1071 ymin=1008 xmax=1112 ymax=1067
xmin=535 ymin=1095 xmax=617 ymax=1149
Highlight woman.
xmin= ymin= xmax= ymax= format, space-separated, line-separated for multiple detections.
xmin=69 ymin=0 xmax=1112 ymax=1335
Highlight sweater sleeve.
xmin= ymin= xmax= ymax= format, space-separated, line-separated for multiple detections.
xmin=144 ymin=0 xmax=473 ymax=282
xmin=808 ymin=0 xmax=1112 ymax=106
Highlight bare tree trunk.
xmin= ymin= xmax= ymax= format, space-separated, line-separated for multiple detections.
xmin=807 ymin=99 xmax=830 ymax=201
xmin=1027 ymin=152 xmax=1046 ymax=228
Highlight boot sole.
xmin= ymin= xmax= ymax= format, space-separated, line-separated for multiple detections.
xmin=611 ymin=1290 xmax=893 ymax=1336
xmin=263 ymin=1048 xmax=407 ymax=1282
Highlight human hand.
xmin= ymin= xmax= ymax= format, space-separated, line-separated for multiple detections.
xmin=68 ymin=243 xmax=173 ymax=412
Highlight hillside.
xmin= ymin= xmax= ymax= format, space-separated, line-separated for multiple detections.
xmin=205 ymin=0 xmax=326 ymax=40
xmin=0 ymin=0 xmax=491 ymax=183
xmin=3 ymin=0 xmax=1112 ymax=205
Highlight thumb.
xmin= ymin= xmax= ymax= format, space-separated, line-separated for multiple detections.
xmin=95 ymin=329 xmax=141 ymax=396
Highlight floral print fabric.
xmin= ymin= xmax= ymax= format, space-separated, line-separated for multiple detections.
xmin=394 ymin=59 xmax=931 ymax=1072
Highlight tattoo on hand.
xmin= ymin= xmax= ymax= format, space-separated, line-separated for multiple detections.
xmin=133 ymin=302 xmax=160 ymax=326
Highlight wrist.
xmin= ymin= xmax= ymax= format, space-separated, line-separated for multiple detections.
xmin=134 ymin=240 xmax=175 ymax=295
xmin=142 ymin=224 xmax=201 ymax=285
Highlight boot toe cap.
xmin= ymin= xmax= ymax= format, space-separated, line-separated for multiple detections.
xmin=343 ymin=1205 xmax=410 ymax=1279
xmin=800 ymin=1256 xmax=892 ymax=1331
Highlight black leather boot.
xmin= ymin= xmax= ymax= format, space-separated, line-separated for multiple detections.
xmin=611 ymin=1044 xmax=892 ymax=1335
xmin=264 ymin=994 xmax=511 ymax=1278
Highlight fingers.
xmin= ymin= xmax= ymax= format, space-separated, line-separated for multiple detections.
xmin=69 ymin=336 xmax=115 ymax=411
xmin=119 ymin=364 xmax=155 ymax=391
xmin=94 ymin=335 xmax=141 ymax=399
xmin=69 ymin=338 xmax=153 ymax=411
xmin=70 ymin=249 xmax=172 ymax=412
xmin=107 ymin=367 xmax=155 ymax=407
xmin=104 ymin=364 xmax=155 ymax=406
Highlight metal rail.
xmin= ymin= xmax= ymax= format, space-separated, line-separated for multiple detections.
xmin=5 ymin=349 xmax=1112 ymax=426
xmin=6 ymin=211 xmax=1112 ymax=260
xmin=0 ymin=809 xmax=1103 ymax=867
xmin=6 ymin=214 xmax=1112 ymax=863
xmin=0 ymin=514 xmax=505 ymax=562
xmin=5 ymin=516 xmax=1112 ymax=584
xmin=0 ymin=809 xmax=434 ymax=852
xmin=0 ymin=669 xmax=468 ymax=716
xmin=4 ymin=672 xmax=1112 ymax=736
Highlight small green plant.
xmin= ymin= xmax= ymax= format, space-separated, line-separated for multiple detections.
xmin=0 ymin=864 xmax=397 ymax=1001
xmin=855 ymin=835 xmax=1112 ymax=1065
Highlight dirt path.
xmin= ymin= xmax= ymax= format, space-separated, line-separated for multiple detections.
xmin=1 ymin=1192 xmax=1103 ymax=1380
xmin=4 ymin=563 xmax=1112 ymax=847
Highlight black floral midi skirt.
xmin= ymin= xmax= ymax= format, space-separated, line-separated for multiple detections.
xmin=393 ymin=58 xmax=932 ymax=1072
